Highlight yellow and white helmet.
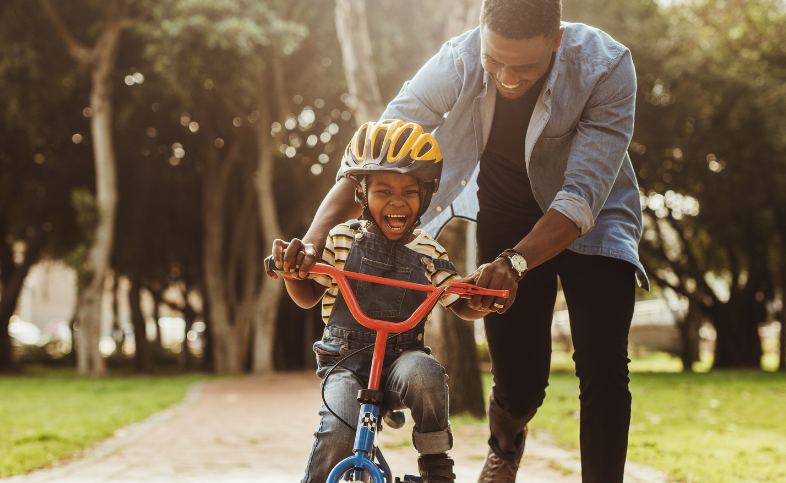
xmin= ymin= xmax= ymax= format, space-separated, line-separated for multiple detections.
xmin=340 ymin=119 xmax=443 ymax=194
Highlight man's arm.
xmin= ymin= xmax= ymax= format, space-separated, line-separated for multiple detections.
xmin=302 ymin=177 xmax=360 ymax=252
xmin=382 ymin=37 xmax=462 ymax=130
xmin=265 ymin=177 xmax=360 ymax=280
xmin=282 ymin=277 xmax=327 ymax=309
xmin=548 ymin=50 xmax=637 ymax=236
xmin=470 ymin=209 xmax=580 ymax=313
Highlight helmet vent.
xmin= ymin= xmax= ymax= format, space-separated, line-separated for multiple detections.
xmin=372 ymin=129 xmax=387 ymax=159
xmin=356 ymin=126 xmax=368 ymax=158
xmin=417 ymin=142 xmax=432 ymax=157
xmin=392 ymin=127 xmax=414 ymax=157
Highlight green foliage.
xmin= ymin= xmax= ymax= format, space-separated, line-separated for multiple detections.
xmin=0 ymin=371 xmax=204 ymax=477
xmin=566 ymin=0 xmax=786 ymax=368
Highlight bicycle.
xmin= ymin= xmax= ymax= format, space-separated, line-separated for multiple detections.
xmin=268 ymin=258 xmax=508 ymax=483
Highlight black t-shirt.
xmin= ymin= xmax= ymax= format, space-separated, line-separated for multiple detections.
xmin=477 ymin=56 xmax=554 ymax=230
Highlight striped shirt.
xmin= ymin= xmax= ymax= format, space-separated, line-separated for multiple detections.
xmin=313 ymin=221 xmax=460 ymax=323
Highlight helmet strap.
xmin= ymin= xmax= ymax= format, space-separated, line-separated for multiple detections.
xmin=357 ymin=177 xmax=385 ymax=236
xmin=355 ymin=178 xmax=436 ymax=270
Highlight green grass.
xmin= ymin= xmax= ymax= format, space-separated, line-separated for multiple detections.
xmin=481 ymin=356 xmax=786 ymax=483
xmin=0 ymin=368 xmax=205 ymax=477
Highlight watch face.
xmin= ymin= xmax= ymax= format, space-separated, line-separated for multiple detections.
xmin=510 ymin=254 xmax=528 ymax=273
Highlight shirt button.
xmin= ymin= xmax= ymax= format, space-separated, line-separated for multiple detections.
xmin=324 ymin=329 xmax=330 ymax=337
xmin=436 ymin=206 xmax=442 ymax=212
xmin=461 ymin=180 xmax=467 ymax=186
xmin=417 ymin=333 xmax=423 ymax=341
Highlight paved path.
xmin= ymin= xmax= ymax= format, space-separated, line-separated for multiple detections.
xmin=5 ymin=373 xmax=672 ymax=483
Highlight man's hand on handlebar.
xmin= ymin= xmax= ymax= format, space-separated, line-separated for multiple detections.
xmin=469 ymin=260 xmax=519 ymax=314
xmin=266 ymin=238 xmax=321 ymax=280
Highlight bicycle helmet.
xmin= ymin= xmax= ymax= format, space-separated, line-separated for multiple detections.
xmin=340 ymin=119 xmax=444 ymax=251
xmin=341 ymin=119 xmax=443 ymax=194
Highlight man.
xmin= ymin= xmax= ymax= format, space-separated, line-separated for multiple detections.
xmin=270 ymin=0 xmax=648 ymax=481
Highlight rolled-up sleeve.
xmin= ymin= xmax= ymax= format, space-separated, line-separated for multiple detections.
xmin=382 ymin=38 xmax=462 ymax=131
xmin=548 ymin=50 xmax=636 ymax=236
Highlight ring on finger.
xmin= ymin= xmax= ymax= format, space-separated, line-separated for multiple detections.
xmin=493 ymin=303 xmax=504 ymax=309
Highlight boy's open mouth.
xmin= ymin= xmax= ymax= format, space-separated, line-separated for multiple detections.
xmin=384 ymin=214 xmax=408 ymax=232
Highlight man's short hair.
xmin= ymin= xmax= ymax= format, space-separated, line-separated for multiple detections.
xmin=480 ymin=0 xmax=562 ymax=40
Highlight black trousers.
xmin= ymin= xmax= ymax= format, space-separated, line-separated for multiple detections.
xmin=477 ymin=221 xmax=636 ymax=483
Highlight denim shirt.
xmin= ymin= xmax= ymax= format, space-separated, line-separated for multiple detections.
xmin=376 ymin=22 xmax=649 ymax=290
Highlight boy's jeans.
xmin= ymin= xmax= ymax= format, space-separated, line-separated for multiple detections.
xmin=301 ymin=330 xmax=452 ymax=483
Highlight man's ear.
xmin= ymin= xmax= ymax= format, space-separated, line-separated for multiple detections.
xmin=354 ymin=183 xmax=365 ymax=204
xmin=552 ymin=26 xmax=566 ymax=52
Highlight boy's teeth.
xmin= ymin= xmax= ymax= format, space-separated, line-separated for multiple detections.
xmin=385 ymin=215 xmax=407 ymax=230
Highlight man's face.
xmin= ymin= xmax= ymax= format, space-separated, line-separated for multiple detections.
xmin=480 ymin=25 xmax=565 ymax=99
xmin=363 ymin=173 xmax=421 ymax=240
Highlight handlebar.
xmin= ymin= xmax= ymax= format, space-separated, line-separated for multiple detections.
xmin=267 ymin=258 xmax=508 ymax=333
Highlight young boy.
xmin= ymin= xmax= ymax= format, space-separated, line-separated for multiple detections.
xmin=268 ymin=120 xmax=492 ymax=483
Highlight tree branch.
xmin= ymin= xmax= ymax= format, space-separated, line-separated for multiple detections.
xmin=38 ymin=0 xmax=94 ymax=64
xmin=119 ymin=11 xmax=149 ymax=30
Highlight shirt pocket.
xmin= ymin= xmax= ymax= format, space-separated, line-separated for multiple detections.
xmin=530 ymin=131 xmax=575 ymax=197
xmin=355 ymin=257 xmax=412 ymax=319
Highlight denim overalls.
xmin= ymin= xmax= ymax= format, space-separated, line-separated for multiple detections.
xmin=302 ymin=226 xmax=456 ymax=483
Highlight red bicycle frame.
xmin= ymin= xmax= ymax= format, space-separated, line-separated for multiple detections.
xmin=306 ymin=263 xmax=508 ymax=392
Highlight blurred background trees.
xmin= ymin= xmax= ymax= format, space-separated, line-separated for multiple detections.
xmin=1 ymin=0 xmax=784 ymax=382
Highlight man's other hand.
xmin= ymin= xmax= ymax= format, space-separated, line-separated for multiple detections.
xmin=469 ymin=259 xmax=519 ymax=313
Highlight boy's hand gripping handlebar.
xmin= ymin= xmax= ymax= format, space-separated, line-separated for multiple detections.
xmin=267 ymin=258 xmax=508 ymax=390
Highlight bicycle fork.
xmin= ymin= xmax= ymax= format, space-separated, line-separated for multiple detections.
xmin=326 ymin=395 xmax=390 ymax=482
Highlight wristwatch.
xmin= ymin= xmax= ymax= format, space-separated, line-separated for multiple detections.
xmin=498 ymin=249 xmax=528 ymax=281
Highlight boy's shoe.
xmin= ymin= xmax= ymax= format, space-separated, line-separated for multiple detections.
xmin=476 ymin=448 xmax=522 ymax=483
xmin=417 ymin=453 xmax=456 ymax=482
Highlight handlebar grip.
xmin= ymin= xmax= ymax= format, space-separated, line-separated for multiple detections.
xmin=267 ymin=256 xmax=284 ymax=273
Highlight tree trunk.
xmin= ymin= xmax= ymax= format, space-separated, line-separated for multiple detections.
xmin=0 ymin=230 xmax=44 ymax=373
xmin=178 ymin=303 xmax=197 ymax=371
xmin=251 ymin=65 xmax=287 ymax=374
xmin=75 ymin=30 xmax=121 ymax=375
xmin=428 ymin=219 xmax=486 ymax=417
xmin=677 ymin=298 xmax=702 ymax=372
xmin=252 ymin=144 xmax=284 ymax=373
xmin=110 ymin=275 xmax=125 ymax=351
xmin=710 ymin=298 xmax=763 ymax=368
xmin=778 ymin=300 xmax=786 ymax=371
xmin=128 ymin=273 xmax=151 ymax=372
xmin=201 ymin=137 xmax=253 ymax=374
xmin=334 ymin=0 xmax=385 ymax=123
xmin=149 ymin=288 xmax=163 ymax=350
xmin=778 ymin=260 xmax=786 ymax=371
xmin=443 ymin=0 xmax=481 ymax=39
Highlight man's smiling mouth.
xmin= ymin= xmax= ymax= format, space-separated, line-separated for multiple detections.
xmin=384 ymin=214 xmax=408 ymax=231
xmin=499 ymin=81 xmax=521 ymax=89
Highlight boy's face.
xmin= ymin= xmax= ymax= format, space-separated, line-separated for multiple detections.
xmin=363 ymin=172 xmax=421 ymax=240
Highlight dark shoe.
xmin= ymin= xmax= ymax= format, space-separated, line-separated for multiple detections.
xmin=477 ymin=448 xmax=522 ymax=483
xmin=418 ymin=453 xmax=456 ymax=482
